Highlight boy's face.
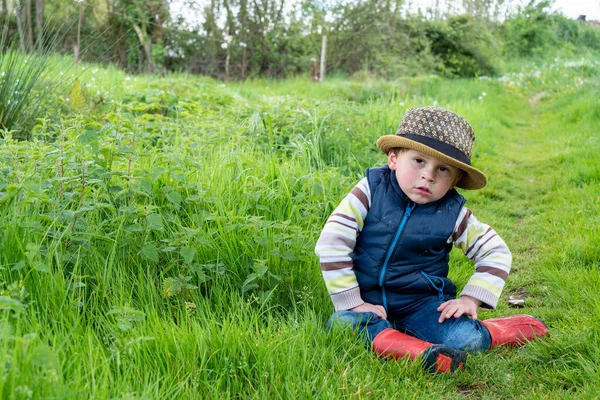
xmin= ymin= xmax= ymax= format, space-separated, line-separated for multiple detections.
xmin=388 ymin=149 xmax=461 ymax=204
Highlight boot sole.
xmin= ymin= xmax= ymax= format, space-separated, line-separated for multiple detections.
xmin=423 ymin=345 xmax=467 ymax=373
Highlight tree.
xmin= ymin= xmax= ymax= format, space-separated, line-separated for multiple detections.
xmin=100 ymin=0 xmax=169 ymax=73
xmin=35 ymin=0 xmax=43 ymax=44
xmin=14 ymin=0 xmax=34 ymax=52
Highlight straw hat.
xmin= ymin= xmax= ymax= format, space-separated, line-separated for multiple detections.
xmin=377 ymin=107 xmax=487 ymax=190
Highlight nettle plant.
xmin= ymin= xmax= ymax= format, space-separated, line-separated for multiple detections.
xmin=6 ymin=109 xmax=222 ymax=298
xmin=1 ymin=78 xmax=329 ymax=322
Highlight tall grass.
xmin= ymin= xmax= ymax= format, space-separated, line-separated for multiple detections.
xmin=0 ymin=54 xmax=599 ymax=398
xmin=0 ymin=18 xmax=74 ymax=139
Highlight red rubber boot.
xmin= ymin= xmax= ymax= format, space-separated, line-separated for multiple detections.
xmin=481 ymin=315 xmax=549 ymax=348
xmin=372 ymin=328 xmax=466 ymax=373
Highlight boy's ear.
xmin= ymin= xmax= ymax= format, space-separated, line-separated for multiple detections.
xmin=387 ymin=150 xmax=398 ymax=171
xmin=451 ymin=171 xmax=464 ymax=188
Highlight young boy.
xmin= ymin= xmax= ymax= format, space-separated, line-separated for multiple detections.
xmin=315 ymin=107 xmax=548 ymax=373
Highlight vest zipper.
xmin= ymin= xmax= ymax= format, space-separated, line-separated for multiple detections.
xmin=379 ymin=202 xmax=415 ymax=311
xmin=421 ymin=271 xmax=445 ymax=301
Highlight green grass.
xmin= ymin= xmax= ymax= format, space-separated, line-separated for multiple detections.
xmin=0 ymin=54 xmax=599 ymax=398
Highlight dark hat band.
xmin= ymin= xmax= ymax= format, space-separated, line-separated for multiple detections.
xmin=402 ymin=134 xmax=471 ymax=165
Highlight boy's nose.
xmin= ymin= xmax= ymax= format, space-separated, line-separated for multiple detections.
xmin=422 ymin=170 xmax=435 ymax=182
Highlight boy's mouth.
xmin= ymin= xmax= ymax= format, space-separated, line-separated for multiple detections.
xmin=415 ymin=186 xmax=431 ymax=195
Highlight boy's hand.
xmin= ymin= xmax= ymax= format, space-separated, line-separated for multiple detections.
xmin=437 ymin=296 xmax=482 ymax=323
xmin=350 ymin=303 xmax=387 ymax=320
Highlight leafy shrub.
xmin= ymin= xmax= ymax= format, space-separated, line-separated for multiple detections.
xmin=423 ymin=15 xmax=503 ymax=77
xmin=326 ymin=4 xmax=440 ymax=79
xmin=550 ymin=15 xmax=600 ymax=51
xmin=501 ymin=0 xmax=557 ymax=58
xmin=502 ymin=1 xmax=600 ymax=58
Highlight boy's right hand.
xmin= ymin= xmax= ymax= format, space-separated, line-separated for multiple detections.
xmin=350 ymin=303 xmax=387 ymax=320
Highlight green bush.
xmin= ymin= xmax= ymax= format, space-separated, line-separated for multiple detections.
xmin=502 ymin=1 xmax=600 ymax=59
xmin=551 ymin=15 xmax=600 ymax=51
xmin=501 ymin=1 xmax=558 ymax=57
xmin=424 ymin=15 xmax=503 ymax=77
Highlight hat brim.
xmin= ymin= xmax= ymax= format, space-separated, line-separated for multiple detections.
xmin=377 ymin=135 xmax=487 ymax=190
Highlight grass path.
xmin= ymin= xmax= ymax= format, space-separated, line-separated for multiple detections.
xmin=451 ymin=83 xmax=600 ymax=398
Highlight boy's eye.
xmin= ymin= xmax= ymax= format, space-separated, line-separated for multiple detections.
xmin=415 ymin=158 xmax=424 ymax=164
xmin=439 ymin=166 xmax=448 ymax=172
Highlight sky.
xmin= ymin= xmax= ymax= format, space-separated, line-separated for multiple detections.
xmin=550 ymin=0 xmax=600 ymax=20
xmin=404 ymin=0 xmax=600 ymax=20
xmin=170 ymin=0 xmax=600 ymax=26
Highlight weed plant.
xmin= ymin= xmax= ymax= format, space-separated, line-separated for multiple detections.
xmin=0 ymin=54 xmax=599 ymax=398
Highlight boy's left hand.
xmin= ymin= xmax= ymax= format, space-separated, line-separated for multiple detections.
xmin=437 ymin=296 xmax=482 ymax=323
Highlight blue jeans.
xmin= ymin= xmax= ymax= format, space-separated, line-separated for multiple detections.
xmin=327 ymin=298 xmax=492 ymax=351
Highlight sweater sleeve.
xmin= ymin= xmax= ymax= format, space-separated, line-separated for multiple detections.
xmin=451 ymin=207 xmax=512 ymax=309
xmin=314 ymin=178 xmax=371 ymax=311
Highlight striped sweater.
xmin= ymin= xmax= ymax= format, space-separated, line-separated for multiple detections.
xmin=315 ymin=177 xmax=512 ymax=311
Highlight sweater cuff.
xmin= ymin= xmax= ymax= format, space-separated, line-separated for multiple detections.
xmin=460 ymin=285 xmax=498 ymax=309
xmin=331 ymin=286 xmax=364 ymax=311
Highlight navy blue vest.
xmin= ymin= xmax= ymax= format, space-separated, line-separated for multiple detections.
xmin=353 ymin=165 xmax=466 ymax=318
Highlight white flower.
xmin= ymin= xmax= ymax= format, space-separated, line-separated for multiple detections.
xmin=221 ymin=42 xmax=228 ymax=49
xmin=14 ymin=386 xmax=33 ymax=398
xmin=399 ymin=101 xmax=405 ymax=106
xmin=478 ymin=96 xmax=483 ymax=101
xmin=125 ymin=77 xmax=131 ymax=81
xmin=481 ymin=92 xmax=487 ymax=96
xmin=240 ymin=42 xmax=247 ymax=48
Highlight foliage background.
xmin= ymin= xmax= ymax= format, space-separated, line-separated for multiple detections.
xmin=2 ymin=0 xmax=600 ymax=79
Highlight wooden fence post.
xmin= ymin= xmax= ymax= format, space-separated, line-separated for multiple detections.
xmin=319 ymin=35 xmax=326 ymax=82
